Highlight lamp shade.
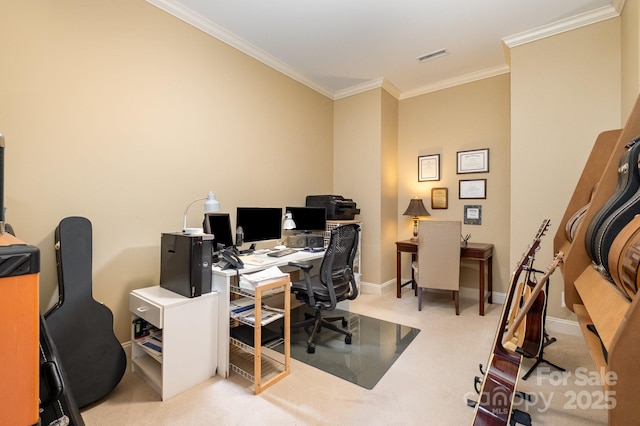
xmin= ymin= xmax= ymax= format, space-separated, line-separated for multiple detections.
xmin=283 ymin=212 xmax=296 ymax=230
xmin=183 ymin=191 xmax=220 ymax=234
xmin=403 ymin=198 xmax=430 ymax=217
xmin=204 ymin=192 xmax=220 ymax=213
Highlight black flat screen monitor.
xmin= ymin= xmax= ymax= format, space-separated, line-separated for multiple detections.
xmin=203 ymin=213 xmax=234 ymax=250
xmin=236 ymin=207 xmax=282 ymax=244
xmin=286 ymin=206 xmax=327 ymax=233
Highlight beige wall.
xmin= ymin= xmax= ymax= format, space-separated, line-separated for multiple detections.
xmin=623 ymin=0 xmax=640 ymax=117
xmin=398 ymin=74 xmax=511 ymax=295
xmin=381 ymin=90 xmax=399 ymax=284
xmin=334 ymin=89 xmax=383 ymax=284
xmin=510 ymin=18 xmax=622 ymax=320
xmin=0 ymin=1 xmax=334 ymax=342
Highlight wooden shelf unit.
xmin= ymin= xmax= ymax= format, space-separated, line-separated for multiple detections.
xmin=229 ymin=276 xmax=290 ymax=394
xmin=553 ymin=96 xmax=640 ymax=425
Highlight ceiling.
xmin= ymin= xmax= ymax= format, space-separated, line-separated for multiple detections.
xmin=147 ymin=0 xmax=622 ymax=99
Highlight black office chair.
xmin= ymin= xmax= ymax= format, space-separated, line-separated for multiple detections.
xmin=288 ymin=223 xmax=360 ymax=354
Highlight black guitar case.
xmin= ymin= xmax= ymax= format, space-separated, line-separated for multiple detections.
xmin=593 ymin=172 xmax=640 ymax=279
xmin=585 ymin=136 xmax=640 ymax=264
xmin=44 ymin=216 xmax=126 ymax=408
xmin=40 ymin=314 xmax=85 ymax=426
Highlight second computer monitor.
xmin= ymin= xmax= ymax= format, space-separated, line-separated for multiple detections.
xmin=286 ymin=206 xmax=327 ymax=233
xmin=236 ymin=207 xmax=282 ymax=244
xmin=203 ymin=213 xmax=234 ymax=250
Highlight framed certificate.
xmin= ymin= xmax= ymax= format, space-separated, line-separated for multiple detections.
xmin=459 ymin=179 xmax=486 ymax=199
xmin=431 ymin=187 xmax=448 ymax=209
xmin=457 ymin=148 xmax=489 ymax=174
xmin=418 ymin=154 xmax=440 ymax=181
xmin=464 ymin=205 xmax=482 ymax=225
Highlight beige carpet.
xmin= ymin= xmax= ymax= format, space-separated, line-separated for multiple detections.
xmin=81 ymin=290 xmax=608 ymax=425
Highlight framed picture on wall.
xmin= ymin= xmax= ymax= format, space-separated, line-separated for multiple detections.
xmin=464 ymin=205 xmax=482 ymax=225
xmin=459 ymin=179 xmax=486 ymax=199
xmin=418 ymin=154 xmax=440 ymax=181
xmin=431 ymin=187 xmax=448 ymax=209
xmin=457 ymin=148 xmax=489 ymax=174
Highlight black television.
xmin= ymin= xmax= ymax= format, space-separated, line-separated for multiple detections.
xmin=286 ymin=206 xmax=327 ymax=233
xmin=203 ymin=213 xmax=234 ymax=250
xmin=236 ymin=207 xmax=282 ymax=244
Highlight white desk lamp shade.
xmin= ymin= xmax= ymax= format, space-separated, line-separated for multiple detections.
xmin=283 ymin=212 xmax=296 ymax=230
xmin=183 ymin=191 xmax=220 ymax=234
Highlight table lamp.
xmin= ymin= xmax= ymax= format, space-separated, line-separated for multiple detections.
xmin=182 ymin=191 xmax=220 ymax=234
xmin=403 ymin=198 xmax=430 ymax=241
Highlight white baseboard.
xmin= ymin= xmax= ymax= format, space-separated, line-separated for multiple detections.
xmin=368 ymin=281 xmax=581 ymax=336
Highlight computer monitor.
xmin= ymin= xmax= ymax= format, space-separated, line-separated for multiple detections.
xmin=286 ymin=206 xmax=327 ymax=233
xmin=235 ymin=207 xmax=282 ymax=244
xmin=203 ymin=213 xmax=234 ymax=250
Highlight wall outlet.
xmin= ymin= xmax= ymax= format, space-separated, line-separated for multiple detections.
xmin=561 ymin=291 xmax=566 ymax=308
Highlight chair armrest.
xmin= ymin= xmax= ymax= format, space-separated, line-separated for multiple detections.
xmin=288 ymin=261 xmax=314 ymax=271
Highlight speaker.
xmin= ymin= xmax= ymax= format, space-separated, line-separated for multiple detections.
xmin=307 ymin=234 xmax=324 ymax=248
xmin=160 ymin=233 xmax=213 ymax=298
xmin=287 ymin=234 xmax=307 ymax=248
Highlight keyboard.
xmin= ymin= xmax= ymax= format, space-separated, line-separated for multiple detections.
xmin=267 ymin=248 xmax=297 ymax=258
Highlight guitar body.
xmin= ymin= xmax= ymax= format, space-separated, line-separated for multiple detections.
xmin=585 ymin=137 xmax=640 ymax=265
xmin=608 ymin=214 xmax=640 ymax=299
xmin=44 ymin=217 xmax=126 ymax=408
xmin=520 ymin=287 xmax=546 ymax=358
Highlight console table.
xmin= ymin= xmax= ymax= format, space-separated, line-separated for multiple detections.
xmin=395 ymin=240 xmax=493 ymax=315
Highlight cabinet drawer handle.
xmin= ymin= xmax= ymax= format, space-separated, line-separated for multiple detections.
xmin=136 ymin=306 xmax=149 ymax=313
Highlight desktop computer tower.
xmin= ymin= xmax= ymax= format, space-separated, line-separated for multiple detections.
xmin=160 ymin=233 xmax=213 ymax=298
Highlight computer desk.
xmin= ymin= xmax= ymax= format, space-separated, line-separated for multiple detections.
xmin=395 ymin=240 xmax=493 ymax=315
xmin=211 ymin=249 xmax=325 ymax=378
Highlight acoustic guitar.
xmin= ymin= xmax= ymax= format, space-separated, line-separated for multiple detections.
xmin=44 ymin=216 xmax=126 ymax=408
xmin=607 ymin=214 xmax=640 ymax=299
xmin=472 ymin=219 xmax=550 ymax=425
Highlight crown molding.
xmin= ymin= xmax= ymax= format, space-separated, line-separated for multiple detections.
xmin=146 ymin=0 xmax=334 ymax=99
xmin=333 ymin=77 xmax=401 ymax=100
xmin=503 ymin=4 xmax=622 ymax=48
xmin=399 ymin=65 xmax=510 ymax=100
xmin=148 ymin=0 xmax=624 ymax=101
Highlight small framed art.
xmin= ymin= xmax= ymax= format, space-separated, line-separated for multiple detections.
xmin=457 ymin=148 xmax=489 ymax=174
xmin=464 ymin=205 xmax=482 ymax=225
xmin=418 ymin=154 xmax=440 ymax=181
xmin=459 ymin=179 xmax=486 ymax=199
xmin=431 ymin=187 xmax=448 ymax=209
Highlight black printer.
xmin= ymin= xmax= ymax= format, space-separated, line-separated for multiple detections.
xmin=306 ymin=195 xmax=361 ymax=220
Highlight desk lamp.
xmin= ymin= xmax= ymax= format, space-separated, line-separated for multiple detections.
xmin=283 ymin=212 xmax=296 ymax=231
xmin=403 ymin=198 xmax=430 ymax=241
xmin=182 ymin=191 xmax=220 ymax=234
xmin=275 ymin=211 xmax=296 ymax=249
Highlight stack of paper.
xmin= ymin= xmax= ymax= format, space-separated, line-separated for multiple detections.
xmin=239 ymin=266 xmax=288 ymax=289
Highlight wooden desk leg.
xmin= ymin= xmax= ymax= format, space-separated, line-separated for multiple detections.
xmin=396 ymin=250 xmax=402 ymax=298
xmin=488 ymin=256 xmax=493 ymax=304
xmin=412 ymin=253 xmax=417 ymax=296
xmin=479 ymin=259 xmax=485 ymax=316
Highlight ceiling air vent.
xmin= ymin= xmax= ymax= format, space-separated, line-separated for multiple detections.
xmin=417 ymin=49 xmax=448 ymax=63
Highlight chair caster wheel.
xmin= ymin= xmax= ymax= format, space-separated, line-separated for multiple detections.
xmin=345 ymin=335 xmax=352 ymax=344
xmin=307 ymin=344 xmax=316 ymax=354
xmin=341 ymin=319 xmax=348 ymax=327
